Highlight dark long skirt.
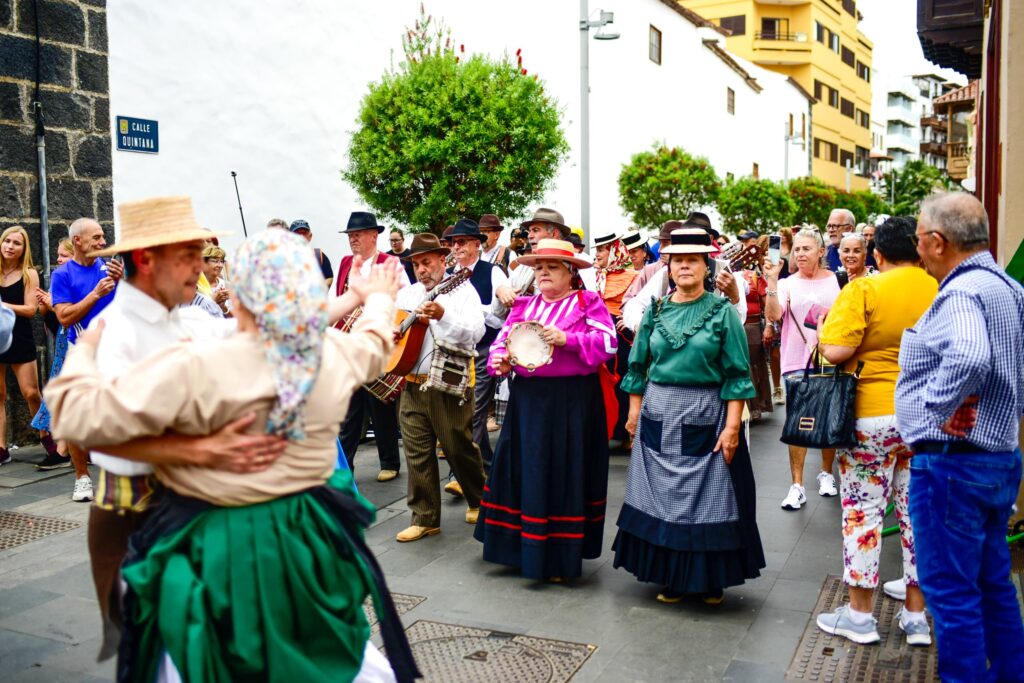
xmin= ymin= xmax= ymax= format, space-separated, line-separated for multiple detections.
xmin=612 ymin=383 xmax=765 ymax=594
xmin=474 ymin=373 xmax=609 ymax=580
xmin=745 ymin=320 xmax=773 ymax=414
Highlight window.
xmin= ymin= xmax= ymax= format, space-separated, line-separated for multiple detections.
xmin=856 ymin=60 xmax=870 ymax=82
xmin=801 ymin=113 xmax=807 ymax=140
xmin=727 ymin=87 xmax=735 ymax=115
xmin=841 ymin=46 xmax=855 ymax=67
xmin=788 ymin=113 xmax=794 ymax=137
xmin=759 ymin=17 xmax=789 ymax=40
xmin=649 ymin=25 xmax=662 ymax=65
xmin=752 ymin=162 xmax=760 ymax=179
xmin=719 ymin=15 xmax=746 ymax=36
xmin=855 ymin=146 xmax=869 ymax=175
xmin=813 ymin=138 xmax=839 ymax=163
xmin=856 ymin=109 xmax=870 ymax=129
xmin=829 ymin=32 xmax=840 ymax=53
xmin=815 ymin=21 xmax=826 ymax=44
xmin=813 ymin=79 xmax=823 ymax=101
xmin=829 ymin=87 xmax=839 ymax=108
xmin=839 ymin=149 xmax=854 ymax=169
xmin=840 ymin=98 xmax=855 ymax=118
xmin=842 ymin=0 xmax=857 ymax=16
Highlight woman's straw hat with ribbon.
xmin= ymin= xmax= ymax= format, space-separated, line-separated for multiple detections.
xmin=516 ymin=238 xmax=592 ymax=269
xmin=90 ymin=196 xmax=229 ymax=257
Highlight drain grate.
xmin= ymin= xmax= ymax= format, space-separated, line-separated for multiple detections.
xmin=0 ymin=511 xmax=80 ymax=551
xmin=786 ymin=575 xmax=939 ymax=682
xmin=397 ymin=620 xmax=596 ymax=682
xmin=363 ymin=593 xmax=426 ymax=634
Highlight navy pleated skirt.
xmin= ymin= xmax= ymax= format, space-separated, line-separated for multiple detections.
xmin=474 ymin=373 xmax=609 ymax=580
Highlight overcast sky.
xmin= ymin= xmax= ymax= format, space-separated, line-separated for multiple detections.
xmin=857 ymin=0 xmax=968 ymax=85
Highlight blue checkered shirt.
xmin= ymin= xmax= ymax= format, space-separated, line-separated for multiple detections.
xmin=896 ymin=252 xmax=1024 ymax=452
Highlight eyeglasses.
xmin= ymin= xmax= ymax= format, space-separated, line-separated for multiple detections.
xmin=825 ymin=223 xmax=853 ymax=230
xmin=909 ymin=231 xmax=946 ymax=246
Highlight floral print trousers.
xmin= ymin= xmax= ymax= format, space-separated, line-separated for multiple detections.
xmin=838 ymin=415 xmax=918 ymax=589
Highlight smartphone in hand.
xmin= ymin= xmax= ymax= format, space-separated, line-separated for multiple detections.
xmin=768 ymin=234 xmax=782 ymax=264
xmin=803 ymin=303 xmax=829 ymax=330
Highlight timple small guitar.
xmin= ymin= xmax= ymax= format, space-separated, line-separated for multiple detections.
xmin=385 ymin=269 xmax=472 ymax=376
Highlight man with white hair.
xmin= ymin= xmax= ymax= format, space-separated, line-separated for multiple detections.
xmin=895 ymin=192 xmax=1024 ymax=681
xmin=50 ymin=218 xmax=122 ymax=501
xmin=825 ymin=208 xmax=855 ymax=271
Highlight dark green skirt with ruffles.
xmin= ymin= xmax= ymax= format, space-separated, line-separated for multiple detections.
xmin=118 ymin=469 xmax=417 ymax=683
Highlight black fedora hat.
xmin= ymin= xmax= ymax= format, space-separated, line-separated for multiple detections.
xmin=402 ymin=233 xmax=451 ymax=260
xmin=448 ymin=218 xmax=486 ymax=242
xmin=685 ymin=211 xmax=719 ymax=239
xmin=340 ymin=211 xmax=385 ymax=234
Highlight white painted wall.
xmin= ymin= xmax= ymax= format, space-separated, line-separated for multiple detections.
xmin=107 ymin=0 xmax=809 ymax=265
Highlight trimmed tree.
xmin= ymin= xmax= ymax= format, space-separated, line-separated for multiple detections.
xmin=344 ymin=8 xmax=569 ymax=233
xmin=786 ymin=176 xmax=836 ymax=227
xmin=618 ymin=145 xmax=721 ymax=232
xmin=716 ymin=176 xmax=796 ymax=235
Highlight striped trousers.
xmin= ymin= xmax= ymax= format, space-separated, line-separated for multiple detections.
xmin=399 ymin=382 xmax=485 ymax=528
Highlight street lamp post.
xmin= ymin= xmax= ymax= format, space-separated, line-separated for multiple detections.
xmin=783 ymin=121 xmax=805 ymax=183
xmin=579 ymin=1 xmax=618 ymax=247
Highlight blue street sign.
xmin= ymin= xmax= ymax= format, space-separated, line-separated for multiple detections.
xmin=115 ymin=116 xmax=159 ymax=154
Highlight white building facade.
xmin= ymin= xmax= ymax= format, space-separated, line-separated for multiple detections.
xmin=107 ymin=0 xmax=810 ymax=262
xmin=871 ymin=72 xmax=958 ymax=171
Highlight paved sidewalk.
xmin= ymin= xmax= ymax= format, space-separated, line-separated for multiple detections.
xmin=0 ymin=413 xmax=910 ymax=682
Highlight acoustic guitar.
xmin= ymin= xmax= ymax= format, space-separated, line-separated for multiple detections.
xmin=385 ymin=269 xmax=472 ymax=376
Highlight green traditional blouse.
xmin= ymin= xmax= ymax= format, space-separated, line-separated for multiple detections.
xmin=621 ymin=292 xmax=756 ymax=400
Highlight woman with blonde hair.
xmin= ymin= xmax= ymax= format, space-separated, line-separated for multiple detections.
xmin=0 ymin=226 xmax=46 ymax=466
xmin=202 ymin=244 xmax=231 ymax=315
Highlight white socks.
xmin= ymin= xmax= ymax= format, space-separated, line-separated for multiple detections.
xmin=847 ymin=606 xmax=874 ymax=625
xmin=901 ymin=609 xmax=927 ymax=625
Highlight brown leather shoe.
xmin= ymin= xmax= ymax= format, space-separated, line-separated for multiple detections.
xmin=465 ymin=507 xmax=479 ymax=524
xmin=444 ymin=480 xmax=464 ymax=497
xmin=377 ymin=469 xmax=399 ymax=482
xmin=396 ymin=525 xmax=441 ymax=542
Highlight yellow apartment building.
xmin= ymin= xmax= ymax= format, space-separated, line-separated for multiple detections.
xmin=677 ymin=0 xmax=873 ymax=191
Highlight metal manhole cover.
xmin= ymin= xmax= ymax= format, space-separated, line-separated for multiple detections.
xmin=363 ymin=593 xmax=426 ymax=634
xmin=397 ymin=620 xmax=596 ymax=683
xmin=786 ymin=575 xmax=939 ymax=682
xmin=0 ymin=511 xmax=80 ymax=551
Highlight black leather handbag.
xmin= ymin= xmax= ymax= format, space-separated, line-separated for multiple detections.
xmin=780 ymin=305 xmax=864 ymax=449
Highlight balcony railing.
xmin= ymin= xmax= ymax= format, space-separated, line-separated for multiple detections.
xmin=948 ymin=141 xmax=969 ymax=157
xmin=920 ymin=141 xmax=944 ymax=156
xmin=920 ymin=115 xmax=944 ymax=129
xmin=755 ymin=31 xmax=807 ymax=42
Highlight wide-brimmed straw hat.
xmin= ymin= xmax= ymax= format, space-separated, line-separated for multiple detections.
xmin=516 ymin=238 xmax=592 ymax=269
xmin=519 ymin=207 xmax=572 ymax=239
xmin=91 ymin=196 xmax=229 ymax=257
xmin=620 ymin=230 xmax=646 ymax=249
xmin=592 ymin=231 xmax=619 ymax=248
xmin=661 ymin=228 xmax=717 ymax=255
xmin=402 ymin=233 xmax=450 ymax=260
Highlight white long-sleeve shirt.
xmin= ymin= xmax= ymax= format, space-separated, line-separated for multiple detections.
xmin=451 ymin=258 xmax=510 ymax=332
xmin=621 ymin=266 xmax=748 ymax=332
xmin=395 ymin=278 xmax=485 ymax=375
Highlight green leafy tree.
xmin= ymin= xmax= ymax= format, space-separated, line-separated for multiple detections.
xmin=882 ymin=160 xmax=957 ymax=216
xmin=716 ymin=177 xmax=796 ymax=235
xmin=786 ymin=177 xmax=836 ymax=227
xmin=834 ymin=190 xmax=890 ymax=225
xmin=344 ymin=7 xmax=569 ymax=233
xmin=618 ymin=145 xmax=721 ymax=232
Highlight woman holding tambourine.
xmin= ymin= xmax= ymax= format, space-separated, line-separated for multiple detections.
xmin=475 ymin=238 xmax=617 ymax=582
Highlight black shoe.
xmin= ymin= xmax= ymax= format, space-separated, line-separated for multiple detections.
xmin=36 ymin=451 xmax=72 ymax=470
xmin=0 ymin=448 xmax=10 ymax=466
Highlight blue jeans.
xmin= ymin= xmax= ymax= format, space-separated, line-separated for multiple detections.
xmin=909 ymin=448 xmax=1024 ymax=683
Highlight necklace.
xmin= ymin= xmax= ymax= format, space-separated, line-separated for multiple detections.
xmin=1 ymin=266 xmax=19 ymax=280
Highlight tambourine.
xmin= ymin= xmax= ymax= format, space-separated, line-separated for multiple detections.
xmin=504 ymin=321 xmax=553 ymax=371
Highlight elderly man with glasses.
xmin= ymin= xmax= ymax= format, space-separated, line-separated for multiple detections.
xmin=825 ymin=208 xmax=855 ymax=271
xmin=895 ymin=192 xmax=1024 ymax=682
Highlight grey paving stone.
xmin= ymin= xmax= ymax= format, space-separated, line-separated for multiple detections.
xmin=0 ymin=595 xmax=99 ymax=645
xmin=0 ymin=585 xmax=61 ymax=620
xmin=0 ymin=630 xmax=68 ymax=675
xmin=721 ymin=658 xmax=787 ymax=682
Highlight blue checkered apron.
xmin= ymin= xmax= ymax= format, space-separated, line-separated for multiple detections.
xmin=625 ymin=383 xmax=739 ymax=526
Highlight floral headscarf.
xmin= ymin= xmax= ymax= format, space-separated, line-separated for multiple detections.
xmin=596 ymin=239 xmax=632 ymax=295
xmin=232 ymin=230 xmax=328 ymax=440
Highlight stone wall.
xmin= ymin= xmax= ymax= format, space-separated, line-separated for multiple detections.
xmin=0 ymin=0 xmax=112 ymax=445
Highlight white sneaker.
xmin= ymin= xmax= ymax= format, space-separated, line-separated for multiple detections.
xmin=72 ymin=475 xmax=93 ymax=502
xmin=772 ymin=387 xmax=785 ymax=405
xmin=781 ymin=484 xmax=806 ymax=510
xmin=817 ymin=471 xmax=838 ymax=497
xmin=897 ymin=609 xmax=932 ymax=646
xmin=883 ymin=577 xmax=907 ymax=601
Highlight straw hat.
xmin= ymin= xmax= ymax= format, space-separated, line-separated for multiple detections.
xmin=516 ymin=238 xmax=592 ymax=269
xmin=91 ymin=196 xmax=229 ymax=257
xmin=661 ymin=228 xmax=717 ymax=255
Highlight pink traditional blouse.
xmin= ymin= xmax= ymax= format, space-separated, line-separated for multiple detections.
xmin=489 ymin=290 xmax=617 ymax=377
